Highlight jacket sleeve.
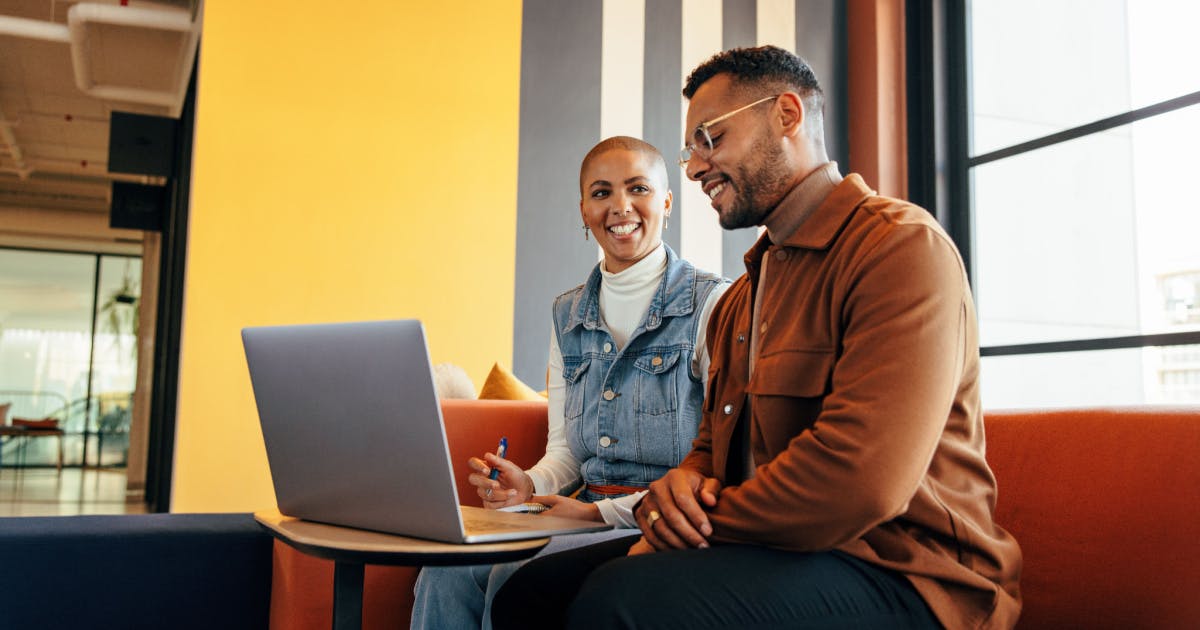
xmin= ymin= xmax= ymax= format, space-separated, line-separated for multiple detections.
xmin=703 ymin=221 xmax=971 ymax=550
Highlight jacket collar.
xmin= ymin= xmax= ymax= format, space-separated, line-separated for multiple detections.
xmin=743 ymin=172 xmax=875 ymax=275
xmin=564 ymin=244 xmax=697 ymax=333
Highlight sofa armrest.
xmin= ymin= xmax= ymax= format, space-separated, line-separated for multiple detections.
xmin=442 ymin=399 xmax=549 ymax=505
xmin=0 ymin=513 xmax=272 ymax=630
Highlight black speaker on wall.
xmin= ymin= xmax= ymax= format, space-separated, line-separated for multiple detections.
xmin=110 ymin=182 xmax=168 ymax=231
xmin=108 ymin=111 xmax=178 ymax=177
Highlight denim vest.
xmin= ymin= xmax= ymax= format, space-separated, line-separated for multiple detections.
xmin=553 ymin=245 xmax=725 ymax=501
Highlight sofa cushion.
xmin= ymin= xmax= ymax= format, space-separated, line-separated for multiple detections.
xmin=985 ymin=407 xmax=1200 ymax=628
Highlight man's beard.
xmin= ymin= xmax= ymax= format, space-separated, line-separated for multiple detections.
xmin=717 ymin=134 xmax=792 ymax=231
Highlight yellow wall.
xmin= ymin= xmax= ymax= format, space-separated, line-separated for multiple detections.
xmin=173 ymin=1 xmax=523 ymax=511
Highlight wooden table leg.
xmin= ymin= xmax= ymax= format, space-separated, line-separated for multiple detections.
xmin=332 ymin=561 xmax=364 ymax=630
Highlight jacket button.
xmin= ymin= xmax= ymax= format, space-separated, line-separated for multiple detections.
xmin=737 ymin=334 xmax=745 ymax=343
xmin=651 ymin=356 xmax=663 ymax=366
xmin=774 ymin=249 xmax=788 ymax=261
xmin=723 ymin=404 xmax=733 ymax=415
xmin=603 ymin=342 xmax=612 ymax=353
xmin=599 ymin=436 xmax=612 ymax=447
xmin=603 ymin=390 xmax=616 ymax=401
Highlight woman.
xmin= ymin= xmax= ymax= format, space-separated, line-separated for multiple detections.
xmin=410 ymin=136 xmax=727 ymax=629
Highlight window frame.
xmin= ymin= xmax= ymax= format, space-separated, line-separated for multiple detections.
xmin=907 ymin=0 xmax=1200 ymax=359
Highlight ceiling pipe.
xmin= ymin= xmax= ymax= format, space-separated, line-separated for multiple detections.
xmin=0 ymin=107 xmax=32 ymax=181
xmin=0 ymin=15 xmax=71 ymax=42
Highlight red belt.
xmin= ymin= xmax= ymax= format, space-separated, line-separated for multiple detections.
xmin=586 ymin=483 xmax=648 ymax=496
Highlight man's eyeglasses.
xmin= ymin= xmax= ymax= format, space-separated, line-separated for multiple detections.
xmin=679 ymin=95 xmax=779 ymax=166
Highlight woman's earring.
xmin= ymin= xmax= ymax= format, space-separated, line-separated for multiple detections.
xmin=583 ymin=224 xmax=589 ymax=240
xmin=665 ymin=215 xmax=670 ymax=230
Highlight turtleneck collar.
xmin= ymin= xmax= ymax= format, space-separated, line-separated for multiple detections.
xmin=762 ymin=161 xmax=843 ymax=245
xmin=600 ymin=242 xmax=667 ymax=291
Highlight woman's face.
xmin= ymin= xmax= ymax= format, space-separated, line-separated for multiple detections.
xmin=579 ymin=149 xmax=672 ymax=274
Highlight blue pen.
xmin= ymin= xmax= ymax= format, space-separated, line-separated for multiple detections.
xmin=488 ymin=437 xmax=508 ymax=481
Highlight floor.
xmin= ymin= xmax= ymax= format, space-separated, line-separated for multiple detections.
xmin=0 ymin=467 xmax=147 ymax=516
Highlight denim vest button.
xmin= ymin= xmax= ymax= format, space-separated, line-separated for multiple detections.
xmin=723 ymin=404 xmax=733 ymax=415
xmin=599 ymin=436 xmax=612 ymax=447
xmin=651 ymin=356 xmax=663 ymax=366
xmin=603 ymin=342 xmax=613 ymax=353
xmin=603 ymin=390 xmax=616 ymax=401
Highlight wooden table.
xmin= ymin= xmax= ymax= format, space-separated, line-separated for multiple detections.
xmin=254 ymin=510 xmax=549 ymax=630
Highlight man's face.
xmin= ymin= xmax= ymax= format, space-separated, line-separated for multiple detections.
xmin=684 ymin=74 xmax=793 ymax=230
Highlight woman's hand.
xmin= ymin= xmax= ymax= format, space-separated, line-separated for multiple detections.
xmin=467 ymin=452 xmax=534 ymax=509
xmin=532 ymin=494 xmax=603 ymax=522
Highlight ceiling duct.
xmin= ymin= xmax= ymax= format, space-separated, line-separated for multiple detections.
xmin=0 ymin=2 xmax=200 ymax=117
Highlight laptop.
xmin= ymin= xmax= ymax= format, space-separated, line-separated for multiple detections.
xmin=242 ymin=319 xmax=613 ymax=543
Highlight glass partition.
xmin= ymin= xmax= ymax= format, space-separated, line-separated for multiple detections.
xmin=0 ymin=248 xmax=141 ymax=468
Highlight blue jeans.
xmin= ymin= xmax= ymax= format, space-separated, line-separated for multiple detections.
xmin=409 ymin=529 xmax=638 ymax=630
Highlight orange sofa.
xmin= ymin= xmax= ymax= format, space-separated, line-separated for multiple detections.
xmin=269 ymin=402 xmax=1200 ymax=629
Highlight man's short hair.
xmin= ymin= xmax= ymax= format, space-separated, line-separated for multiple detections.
xmin=579 ymin=136 xmax=669 ymax=197
xmin=682 ymin=45 xmax=824 ymax=120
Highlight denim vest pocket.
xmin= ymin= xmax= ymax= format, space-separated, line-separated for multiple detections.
xmin=633 ymin=350 xmax=681 ymax=416
xmin=562 ymin=357 xmax=591 ymax=420
xmin=747 ymin=350 xmax=834 ymax=397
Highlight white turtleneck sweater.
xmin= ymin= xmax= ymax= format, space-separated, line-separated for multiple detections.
xmin=526 ymin=244 xmax=727 ymax=527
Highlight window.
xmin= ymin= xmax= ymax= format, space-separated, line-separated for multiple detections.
xmin=910 ymin=1 xmax=1200 ymax=409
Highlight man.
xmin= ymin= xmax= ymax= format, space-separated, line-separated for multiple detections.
xmin=492 ymin=46 xmax=1021 ymax=629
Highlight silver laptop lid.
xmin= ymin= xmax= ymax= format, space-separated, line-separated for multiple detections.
xmin=243 ymin=319 xmax=467 ymax=541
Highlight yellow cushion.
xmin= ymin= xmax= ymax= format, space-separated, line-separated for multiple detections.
xmin=478 ymin=362 xmax=545 ymax=401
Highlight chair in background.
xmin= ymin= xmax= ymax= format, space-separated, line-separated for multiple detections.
xmin=0 ymin=392 xmax=69 ymax=472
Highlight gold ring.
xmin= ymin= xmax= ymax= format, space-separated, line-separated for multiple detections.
xmin=647 ymin=509 xmax=661 ymax=525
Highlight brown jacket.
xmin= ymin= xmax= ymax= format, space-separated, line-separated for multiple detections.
xmin=682 ymin=173 xmax=1022 ymax=629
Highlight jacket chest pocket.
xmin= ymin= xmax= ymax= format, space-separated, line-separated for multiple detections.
xmin=562 ymin=358 xmax=590 ymax=420
xmin=633 ymin=350 xmax=681 ymax=416
xmin=747 ymin=350 xmax=835 ymax=398
xmin=745 ymin=350 xmax=834 ymax=447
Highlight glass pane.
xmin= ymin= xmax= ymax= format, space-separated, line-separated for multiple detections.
xmin=90 ymin=256 xmax=141 ymax=467
xmin=0 ymin=249 xmax=96 ymax=467
xmin=970 ymin=0 xmax=1200 ymax=156
xmin=972 ymin=103 xmax=1200 ymax=347
xmin=982 ymin=345 xmax=1200 ymax=409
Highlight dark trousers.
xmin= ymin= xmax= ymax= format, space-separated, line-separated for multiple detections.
xmin=491 ymin=534 xmax=940 ymax=630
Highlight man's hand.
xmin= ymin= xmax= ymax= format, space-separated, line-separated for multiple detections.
xmin=467 ymin=453 xmax=534 ymax=509
xmin=635 ymin=468 xmax=722 ymax=550
xmin=532 ymin=495 xmax=603 ymax=521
